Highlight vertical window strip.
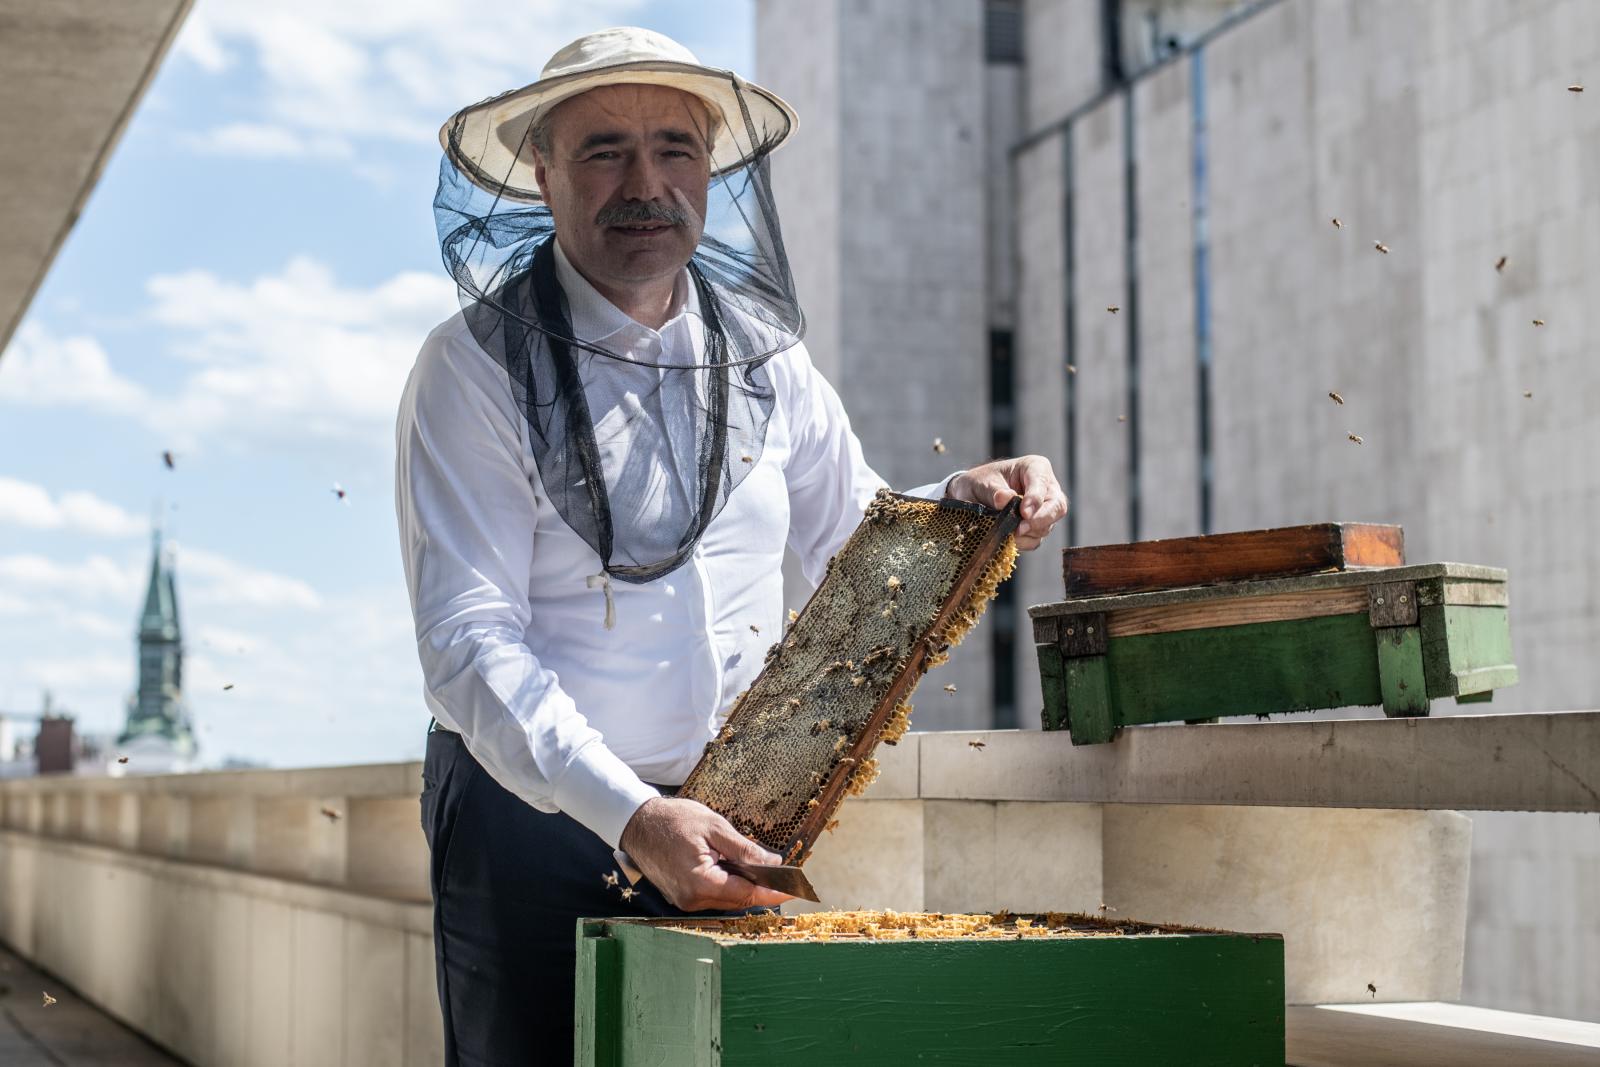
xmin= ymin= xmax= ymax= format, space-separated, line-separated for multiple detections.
xmin=1190 ymin=47 xmax=1214 ymax=534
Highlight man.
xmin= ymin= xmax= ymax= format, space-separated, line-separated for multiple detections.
xmin=398 ymin=27 xmax=1067 ymax=1065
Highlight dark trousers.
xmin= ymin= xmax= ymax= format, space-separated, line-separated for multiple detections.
xmin=421 ymin=726 xmax=748 ymax=1066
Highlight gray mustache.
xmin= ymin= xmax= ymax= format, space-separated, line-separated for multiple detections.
xmin=595 ymin=201 xmax=688 ymax=227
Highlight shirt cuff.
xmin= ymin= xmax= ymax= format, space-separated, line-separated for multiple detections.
xmin=549 ymin=741 xmax=661 ymax=849
xmin=901 ymin=469 xmax=966 ymax=501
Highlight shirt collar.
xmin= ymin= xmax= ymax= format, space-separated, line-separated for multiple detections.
xmin=552 ymin=237 xmax=701 ymax=347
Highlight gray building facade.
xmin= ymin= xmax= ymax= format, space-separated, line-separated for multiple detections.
xmin=757 ymin=0 xmax=1599 ymax=1022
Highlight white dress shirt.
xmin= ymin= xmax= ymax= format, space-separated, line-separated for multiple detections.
xmin=396 ymin=241 xmax=955 ymax=849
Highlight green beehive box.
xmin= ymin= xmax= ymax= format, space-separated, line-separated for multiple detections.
xmin=575 ymin=913 xmax=1284 ymax=1066
xmin=1031 ymin=561 xmax=1516 ymax=744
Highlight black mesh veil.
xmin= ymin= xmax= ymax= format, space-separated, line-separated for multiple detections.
xmin=433 ymin=69 xmax=802 ymax=589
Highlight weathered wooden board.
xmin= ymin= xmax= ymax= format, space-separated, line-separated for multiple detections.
xmin=576 ymin=918 xmax=1286 ymax=1066
xmin=1062 ymin=522 xmax=1404 ymax=597
xmin=1033 ymin=562 xmax=1505 ymax=623
xmin=1105 ymin=585 xmax=1369 ymax=638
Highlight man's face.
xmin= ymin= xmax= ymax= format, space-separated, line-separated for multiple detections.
xmin=533 ymin=84 xmax=712 ymax=294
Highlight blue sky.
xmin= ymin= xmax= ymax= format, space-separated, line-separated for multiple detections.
xmin=0 ymin=0 xmax=753 ymax=768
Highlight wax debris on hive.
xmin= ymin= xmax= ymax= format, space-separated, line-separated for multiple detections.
xmin=677 ymin=909 xmax=1147 ymax=942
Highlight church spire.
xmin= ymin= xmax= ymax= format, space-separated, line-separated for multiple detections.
xmin=118 ymin=522 xmax=196 ymax=763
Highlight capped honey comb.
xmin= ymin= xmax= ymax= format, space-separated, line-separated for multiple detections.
xmin=679 ymin=490 xmax=1020 ymax=864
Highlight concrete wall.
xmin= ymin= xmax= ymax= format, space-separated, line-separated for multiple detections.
xmin=0 ymin=740 xmax=1481 ymax=1061
xmin=1009 ymin=0 xmax=1600 ymax=1021
xmin=759 ymin=0 xmax=994 ymax=727
xmin=0 ymin=764 xmax=439 ymax=1067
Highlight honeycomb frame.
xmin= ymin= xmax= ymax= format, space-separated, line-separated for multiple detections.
xmin=680 ymin=490 xmax=1021 ymax=864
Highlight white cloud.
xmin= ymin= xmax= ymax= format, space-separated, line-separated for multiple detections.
xmin=3 ymin=259 xmax=458 ymax=450
xmin=181 ymin=122 xmax=354 ymax=160
xmin=0 ymin=554 xmax=145 ymax=603
xmin=172 ymin=0 xmax=647 ymax=159
xmin=145 ymin=256 xmax=459 ymax=446
xmin=0 ymin=322 xmax=149 ymax=414
xmin=0 ymin=477 xmax=147 ymax=538
xmin=179 ymin=544 xmax=323 ymax=610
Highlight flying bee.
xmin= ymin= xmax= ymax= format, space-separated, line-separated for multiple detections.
xmin=1116 ymin=414 xmax=1128 ymax=423
xmin=1374 ymin=241 xmax=1389 ymax=254
xmin=1367 ymin=982 xmax=1377 ymax=997
xmin=1568 ymin=84 xmax=1584 ymax=92
xmin=1523 ymin=390 xmax=1533 ymax=399
xmin=223 ymin=683 xmax=234 ymax=691
xmin=1106 ymin=305 xmax=1120 ymax=314
xmin=320 ymin=806 xmax=342 ymax=822
xmin=931 ymin=437 xmax=946 ymax=454
xmin=1533 ymin=318 xmax=1546 ymax=327
xmin=749 ymin=624 xmax=760 ymax=635
xmin=602 ymin=871 xmax=619 ymax=888
xmin=968 ymin=739 xmax=986 ymax=750
xmin=620 ymin=887 xmax=637 ymax=902
xmin=117 ymin=756 xmax=129 ymax=764
xmin=161 ymin=450 xmax=176 ymax=470
xmin=332 ymin=483 xmax=349 ymax=503
xmin=1494 ymin=255 xmax=1508 ymax=272
xmin=42 ymin=992 xmax=57 ymax=1007
xmin=1328 ymin=391 xmax=1344 ymax=405
xmin=741 ymin=454 xmax=753 ymax=463
xmin=1066 ymin=363 xmax=1077 ymax=375
xmin=944 ymin=684 xmax=957 ymax=694
xmin=1331 ymin=217 xmax=1343 ymax=229
xmin=1348 ymin=433 xmax=1364 ymax=445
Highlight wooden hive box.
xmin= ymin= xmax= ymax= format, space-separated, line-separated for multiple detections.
xmin=575 ymin=913 xmax=1284 ymax=1066
xmin=1033 ymin=525 xmax=1516 ymax=743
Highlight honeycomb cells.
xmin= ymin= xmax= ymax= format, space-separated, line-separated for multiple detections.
xmin=678 ymin=491 xmax=1019 ymax=861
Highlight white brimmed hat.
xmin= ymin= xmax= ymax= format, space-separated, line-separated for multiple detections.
xmin=439 ymin=27 xmax=798 ymax=204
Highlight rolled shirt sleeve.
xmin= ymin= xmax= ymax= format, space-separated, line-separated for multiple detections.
xmin=780 ymin=343 xmax=964 ymax=585
xmin=395 ymin=323 xmax=657 ymax=849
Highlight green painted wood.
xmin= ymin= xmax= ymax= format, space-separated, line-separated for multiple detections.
xmin=694 ymin=956 xmax=720 ymax=1067
xmin=1104 ymin=613 xmax=1381 ymax=727
xmin=1456 ymin=689 xmax=1495 ymax=704
xmin=1065 ymin=654 xmax=1118 ymax=743
xmin=714 ymin=933 xmax=1285 ymax=1065
xmin=1035 ymin=642 xmax=1067 ymax=730
xmin=1421 ymin=604 xmax=1515 ymax=697
xmin=575 ymin=926 xmax=620 ymax=1067
xmin=1454 ymin=665 xmax=1518 ymax=696
xmin=1375 ymin=625 xmax=1430 ymax=716
xmin=602 ymin=923 xmax=729 ymax=1066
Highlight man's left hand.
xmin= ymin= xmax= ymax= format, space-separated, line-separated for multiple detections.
xmin=946 ymin=456 xmax=1068 ymax=551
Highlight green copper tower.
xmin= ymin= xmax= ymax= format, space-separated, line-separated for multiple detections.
xmin=118 ymin=528 xmax=198 ymax=767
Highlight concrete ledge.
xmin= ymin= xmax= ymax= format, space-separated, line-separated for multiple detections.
xmin=793 ymin=798 xmax=1470 ymax=1005
xmin=0 ymin=830 xmax=438 ymax=1067
xmin=915 ymin=712 xmax=1600 ymax=811
xmin=1287 ymin=1002 xmax=1600 ymax=1066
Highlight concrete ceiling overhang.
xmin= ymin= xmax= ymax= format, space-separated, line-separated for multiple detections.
xmin=0 ymin=0 xmax=194 ymax=356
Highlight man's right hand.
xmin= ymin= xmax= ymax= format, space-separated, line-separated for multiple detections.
xmin=618 ymin=796 xmax=794 ymax=912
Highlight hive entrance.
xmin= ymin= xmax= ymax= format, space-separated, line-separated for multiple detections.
xmin=679 ymin=490 xmax=1019 ymax=863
